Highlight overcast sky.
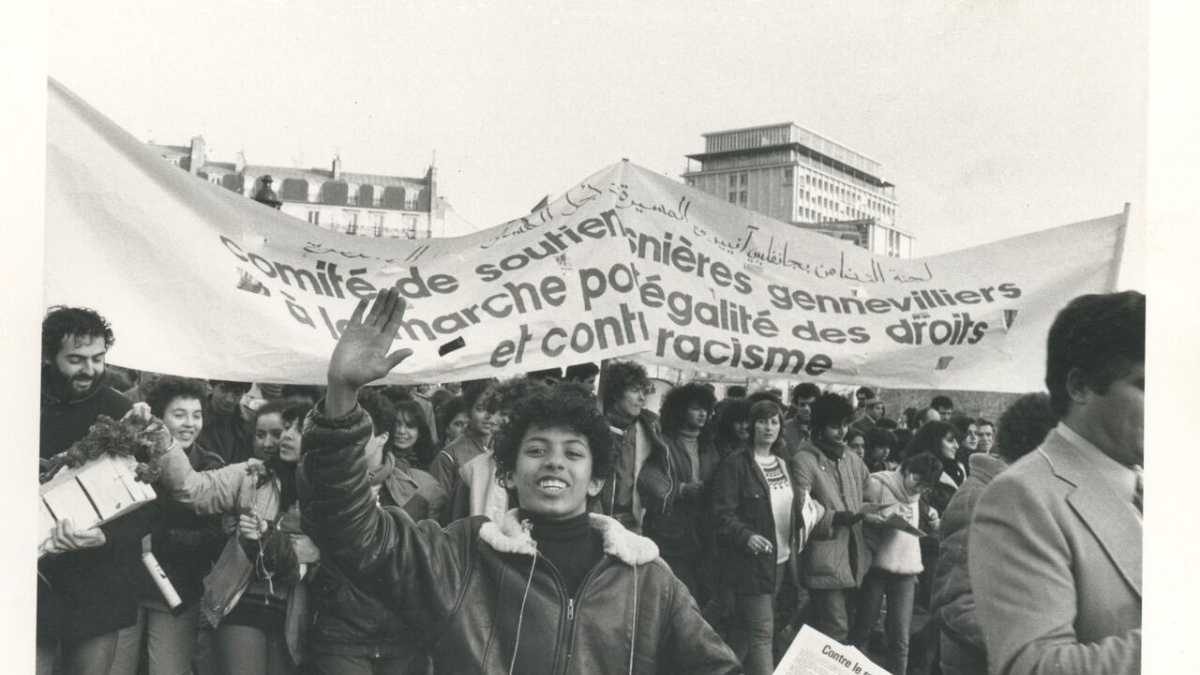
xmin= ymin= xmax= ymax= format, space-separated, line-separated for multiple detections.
xmin=47 ymin=0 xmax=1147 ymax=287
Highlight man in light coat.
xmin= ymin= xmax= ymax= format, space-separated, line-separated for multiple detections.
xmin=969 ymin=291 xmax=1144 ymax=675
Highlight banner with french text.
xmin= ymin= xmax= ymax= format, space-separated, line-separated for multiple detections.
xmin=45 ymin=79 xmax=1126 ymax=391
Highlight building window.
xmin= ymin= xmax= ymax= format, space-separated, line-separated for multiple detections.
xmin=371 ymin=213 xmax=385 ymax=232
xmin=307 ymin=183 xmax=321 ymax=203
xmin=729 ymin=174 xmax=738 ymax=188
xmin=344 ymin=211 xmax=359 ymax=231
xmin=686 ymin=178 xmax=695 ymax=187
xmin=739 ymin=172 xmax=748 ymax=187
xmin=307 ymin=210 xmax=320 ymax=225
xmin=346 ymin=219 xmax=358 ymax=235
xmin=783 ymin=168 xmax=793 ymax=186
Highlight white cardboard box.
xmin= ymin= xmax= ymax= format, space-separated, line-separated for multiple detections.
xmin=39 ymin=454 xmax=156 ymax=554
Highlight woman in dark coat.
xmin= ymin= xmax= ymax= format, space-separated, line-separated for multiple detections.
xmin=712 ymin=400 xmax=819 ymax=675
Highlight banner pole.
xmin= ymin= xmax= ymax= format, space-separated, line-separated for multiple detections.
xmin=1107 ymin=203 xmax=1131 ymax=291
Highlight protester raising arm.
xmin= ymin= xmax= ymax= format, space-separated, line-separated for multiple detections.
xmin=295 ymin=290 xmax=475 ymax=624
xmin=298 ymin=289 xmax=742 ymax=674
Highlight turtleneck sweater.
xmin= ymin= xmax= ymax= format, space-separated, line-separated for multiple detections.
xmin=523 ymin=510 xmax=604 ymax=597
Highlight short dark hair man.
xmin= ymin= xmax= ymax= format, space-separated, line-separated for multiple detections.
xmin=975 ymin=418 xmax=995 ymax=455
xmin=526 ymin=366 xmax=563 ymax=388
xmin=564 ymin=362 xmax=600 ymax=395
xmin=782 ymin=382 xmax=821 ymax=458
xmin=38 ymin=306 xmax=153 ymax=675
xmin=198 ymin=379 xmax=255 ymax=464
xmin=970 ymin=291 xmax=1144 ymax=674
xmin=930 ymin=395 xmax=954 ymax=421
xmin=852 ymin=396 xmax=885 ymax=434
xmin=853 ymin=386 xmax=875 ymax=421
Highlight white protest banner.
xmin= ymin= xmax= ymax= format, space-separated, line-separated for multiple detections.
xmin=45 ymin=78 xmax=1126 ymax=390
xmin=774 ymin=625 xmax=887 ymax=675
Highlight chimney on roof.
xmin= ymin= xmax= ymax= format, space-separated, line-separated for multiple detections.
xmin=332 ymin=155 xmax=342 ymax=181
xmin=188 ymin=136 xmax=207 ymax=175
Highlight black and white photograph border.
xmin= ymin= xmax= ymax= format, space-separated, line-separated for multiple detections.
xmin=2 ymin=1 xmax=1195 ymax=672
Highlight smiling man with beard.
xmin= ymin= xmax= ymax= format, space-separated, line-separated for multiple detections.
xmin=39 ymin=306 xmax=132 ymax=461
xmin=38 ymin=306 xmax=157 ymax=675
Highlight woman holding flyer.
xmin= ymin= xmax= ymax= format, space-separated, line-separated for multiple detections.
xmin=848 ymin=454 xmax=944 ymax=675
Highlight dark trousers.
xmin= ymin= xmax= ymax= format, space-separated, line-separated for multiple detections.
xmin=850 ymin=569 xmax=916 ymax=675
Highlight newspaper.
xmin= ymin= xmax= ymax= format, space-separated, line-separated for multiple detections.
xmin=774 ymin=625 xmax=890 ymax=675
xmin=883 ymin=512 xmax=925 ymax=537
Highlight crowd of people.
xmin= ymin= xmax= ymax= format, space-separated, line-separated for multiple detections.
xmin=36 ymin=288 xmax=1144 ymax=675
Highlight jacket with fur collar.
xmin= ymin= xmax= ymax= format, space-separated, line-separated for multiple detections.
xmin=298 ymin=402 xmax=741 ymax=675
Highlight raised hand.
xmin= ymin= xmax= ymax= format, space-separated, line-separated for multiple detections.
xmin=326 ymin=288 xmax=414 ymax=417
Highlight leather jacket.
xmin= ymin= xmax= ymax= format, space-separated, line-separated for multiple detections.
xmin=298 ymin=402 xmax=742 ymax=675
xmin=308 ymin=454 xmax=446 ymax=659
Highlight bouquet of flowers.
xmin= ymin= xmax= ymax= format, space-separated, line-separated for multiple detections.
xmin=41 ymin=413 xmax=174 ymax=484
xmin=39 ymin=412 xmax=175 ymax=555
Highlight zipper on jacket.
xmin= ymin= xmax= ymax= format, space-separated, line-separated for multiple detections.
xmin=562 ymin=560 xmax=611 ymax=667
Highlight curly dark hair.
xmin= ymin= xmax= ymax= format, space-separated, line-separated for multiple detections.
xmin=659 ymin=382 xmax=717 ymax=437
xmin=41 ymin=306 xmax=115 ymax=363
xmin=714 ymin=398 xmax=753 ymax=453
xmin=600 ymin=360 xmax=649 ymax=410
xmin=1045 ymin=291 xmax=1144 ymax=417
xmin=489 ymin=376 xmax=550 ymax=414
xmin=145 ymin=376 xmax=208 ymax=418
xmin=994 ymin=392 xmax=1058 ymax=464
xmin=790 ymin=382 xmax=821 ymax=406
xmin=810 ymin=392 xmax=854 ymax=434
xmin=904 ymin=420 xmax=957 ymax=460
xmin=493 ymin=384 xmax=615 ymax=480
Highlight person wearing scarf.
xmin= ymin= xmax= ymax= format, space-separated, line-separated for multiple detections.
xmin=790 ymin=393 xmax=873 ymax=644
xmin=638 ymin=383 xmax=719 ymax=601
xmin=849 ymin=454 xmax=944 ymax=675
xmin=598 ymin=361 xmax=668 ymax=533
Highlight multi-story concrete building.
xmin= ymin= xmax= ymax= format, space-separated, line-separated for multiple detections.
xmin=150 ymin=136 xmax=472 ymax=238
xmin=683 ymin=123 xmax=914 ymax=257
